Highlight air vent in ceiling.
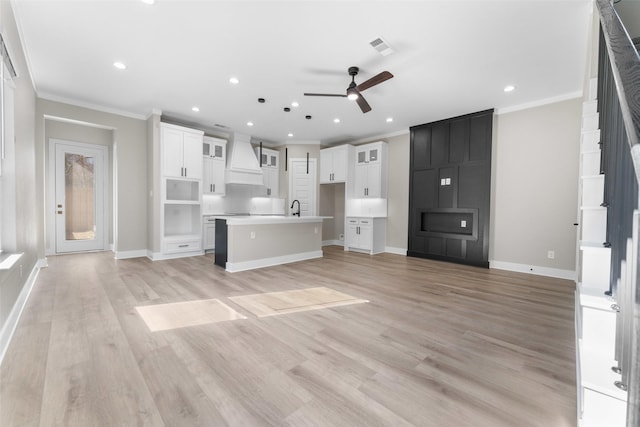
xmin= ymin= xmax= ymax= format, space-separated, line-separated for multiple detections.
xmin=369 ymin=37 xmax=394 ymax=56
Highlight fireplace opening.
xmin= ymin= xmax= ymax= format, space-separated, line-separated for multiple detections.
xmin=420 ymin=209 xmax=477 ymax=239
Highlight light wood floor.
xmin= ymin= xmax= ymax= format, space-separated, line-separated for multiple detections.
xmin=1 ymin=246 xmax=577 ymax=426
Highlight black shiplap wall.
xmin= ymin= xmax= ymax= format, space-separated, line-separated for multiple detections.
xmin=408 ymin=109 xmax=493 ymax=267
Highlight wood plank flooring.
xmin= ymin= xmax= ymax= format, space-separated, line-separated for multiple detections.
xmin=0 ymin=246 xmax=577 ymax=426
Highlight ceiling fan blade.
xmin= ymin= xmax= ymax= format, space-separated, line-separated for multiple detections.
xmin=355 ymin=92 xmax=372 ymax=113
xmin=304 ymin=93 xmax=347 ymax=97
xmin=356 ymin=71 xmax=394 ymax=92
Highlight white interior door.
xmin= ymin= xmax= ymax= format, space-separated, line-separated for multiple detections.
xmin=53 ymin=140 xmax=107 ymax=253
xmin=289 ymin=158 xmax=317 ymax=216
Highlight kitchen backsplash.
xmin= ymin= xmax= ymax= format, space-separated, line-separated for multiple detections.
xmin=202 ymin=184 xmax=285 ymax=215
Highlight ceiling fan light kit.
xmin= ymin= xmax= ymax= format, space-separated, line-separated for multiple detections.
xmin=304 ymin=66 xmax=393 ymax=113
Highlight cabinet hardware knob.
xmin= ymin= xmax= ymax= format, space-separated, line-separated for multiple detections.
xmin=57 ymin=210 xmax=63 ymax=214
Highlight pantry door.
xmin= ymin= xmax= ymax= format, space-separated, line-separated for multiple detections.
xmin=52 ymin=140 xmax=108 ymax=253
xmin=289 ymin=158 xmax=317 ymax=216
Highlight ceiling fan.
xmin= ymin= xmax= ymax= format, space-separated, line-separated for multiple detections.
xmin=304 ymin=66 xmax=393 ymax=113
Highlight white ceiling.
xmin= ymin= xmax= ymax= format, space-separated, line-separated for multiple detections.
xmin=11 ymin=0 xmax=593 ymax=145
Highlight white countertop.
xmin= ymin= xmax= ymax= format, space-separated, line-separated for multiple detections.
xmin=222 ymin=215 xmax=332 ymax=225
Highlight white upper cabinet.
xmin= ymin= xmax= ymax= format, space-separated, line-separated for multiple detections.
xmin=203 ymin=136 xmax=226 ymax=195
xmin=353 ymin=141 xmax=387 ymax=198
xmin=356 ymin=144 xmax=380 ymax=165
xmin=203 ymin=136 xmax=226 ymax=160
xmin=203 ymin=157 xmax=226 ymax=195
xmin=161 ymin=123 xmax=204 ymax=179
xmin=355 ymin=162 xmax=382 ymax=198
xmin=320 ymin=145 xmax=350 ymax=183
xmin=255 ymin=147 xmax=279 ymax=197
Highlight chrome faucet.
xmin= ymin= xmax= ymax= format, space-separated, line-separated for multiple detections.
xmin=291 ymin=199 xmax=301 ymax=216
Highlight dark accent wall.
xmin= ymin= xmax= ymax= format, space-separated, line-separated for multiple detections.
xmin=408 ymin=109 xmax=493 ymax=267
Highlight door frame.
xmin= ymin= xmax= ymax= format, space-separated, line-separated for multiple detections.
xmin=288 ymin=157 xmax=317 ymax=216
xmin=47 ymin=138 xmax=109 ymax=254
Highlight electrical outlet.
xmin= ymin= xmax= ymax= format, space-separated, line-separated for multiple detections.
xmin=250 ymin=231 xmax=256 ymax=239
xmin=339 ymin=234 xmax=344 ymax=241
xmin=547 ymin=250 xmax=555 ymax=259
xmin=460 ymin=220 xmax=467 ymax=228
xmin=314 ymin=226 xmax=318 ymax=234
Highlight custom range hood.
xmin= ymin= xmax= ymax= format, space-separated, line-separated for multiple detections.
xmin=225 ymin=133 xmax=264 ymax=185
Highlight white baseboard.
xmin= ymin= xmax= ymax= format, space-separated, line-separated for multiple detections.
xmin=147 ymin=250 xmax=204 ymax=261
xmin=385 ymin=246 xmax=407 ymax=255
xmin=226 ymin=250 xmax=323 ymax=273
xmin=114 ymin=249 xmax=148 ymax=260
xmin=490 ymin=260 xmax=577 ymax=280
xmin=322 ymin=240 xmax=343 ymax=247
xmin=0 ymin=262 xmax=42 ymax=366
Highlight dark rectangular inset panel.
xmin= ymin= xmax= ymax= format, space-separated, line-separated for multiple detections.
xmin=422 ymin=211 xmax=473 ymax=236
xmin=446 ymin=239 xmax=463 ymax=258
xmin=430 ymin=122 xmax=449 ymax=166
xmin=411 ymin=127 xmax=430 ymax=170
xmin=412 ymin=169 xmax=437 ymax=209
xmin=427 ymin=237 xmax=443 ymax=255
xmin=458 ymin=164 xmax=487 ymax=208
xmin=438 ymin=167 xmax=455 ymax=208
xmin=469 ymin=112 xmax=491 ymax=162
xmin=410 ymin=235 xmax=426 ymax=253
xmin=449 ymin=118 xmax=469 ymax=164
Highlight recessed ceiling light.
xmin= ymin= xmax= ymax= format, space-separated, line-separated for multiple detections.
xmin=333 ymin=118 xmax=340 ymax=123
xmin=288 ymin=133 xmax=293 ymax=137
xmin=386 ymin=117 xmax=393 ymax=123
xmin=229 ymin=77 xmax=239 ymax=85
xmin=247 ymin=121 xmax=254 ymax=127
xmin=504 ymin=85 xmax=516 ymax=92
xmin=141 ymin=0 xmax=155 ymax=4
xmin=113 ymin=61 xmax=126 ymax=70
xmin=192 ymin=106 xmax=200 ymax=112
xmin=291 ymin=101 xmax=299 ymax=107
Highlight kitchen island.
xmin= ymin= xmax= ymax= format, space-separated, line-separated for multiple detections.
xmin=214 ymin=216 xmax=330 ymax=272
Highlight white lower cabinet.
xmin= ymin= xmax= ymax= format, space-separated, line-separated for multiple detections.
xmin=164 ymin=236 xmax=201 ymax=254
xmin=345 ymin=217 xmax=386 ymax=254
xmin=162 ymin=178 xmax=202 ymax=257
xmin=203 ymin=216 xmax=216 ymax=251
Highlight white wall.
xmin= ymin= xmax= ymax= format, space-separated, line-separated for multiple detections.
xmin=385 ymin=133 xmax=410 ymax=251
xmin=491 ymin=98 xmax=582 ymax=276
xmin=43 ymin=120 xmax=114 ymax=252
xmin=35 ymin=99 xmax=147 ymax=255
xmin=0 ymin=0 xmax=39 ymax=356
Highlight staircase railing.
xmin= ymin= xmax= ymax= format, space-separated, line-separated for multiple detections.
xmin=595 ymin=0 xmax=640 ymax=425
